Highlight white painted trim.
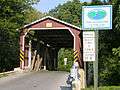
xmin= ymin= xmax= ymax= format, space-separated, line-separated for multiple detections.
xmin=24 ymin=16 xmax=81 ymax=30
xmin=28 ymin=40 xmax=31 ymax=68
xmin=28 ymin=27 xmax=71 ymax=30
xmin=22 ymin=32 xmax=27 ymax=50
xmin=22 ymin=36 xmax=25 ymax=51
xmin=67 ymin=28 xmax=76 ymax=51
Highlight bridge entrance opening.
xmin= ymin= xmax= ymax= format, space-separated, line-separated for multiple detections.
xmin=25 ymin=29 xmax=74 ymax=71
xmin=20 ymin=16 xmax=82 ymax=70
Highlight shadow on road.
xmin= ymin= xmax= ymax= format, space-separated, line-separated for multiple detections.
xmin=60 ymin=86 xmax=72 ymax=90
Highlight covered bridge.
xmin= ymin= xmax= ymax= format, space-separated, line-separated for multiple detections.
xmin=19 ymin=16 xmax=83 ymax=70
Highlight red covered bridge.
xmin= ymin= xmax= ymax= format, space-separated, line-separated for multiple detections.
xmin=19 ymin=16 xmax=85 ymax=88
xmin=20 ymin=16 xmax=83 ymax=69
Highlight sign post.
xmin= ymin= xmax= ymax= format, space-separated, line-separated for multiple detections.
xmin=94 ymin=30 xmax=98 ymax=90
xmin=82 ymin=5 xmax=112 ymax=90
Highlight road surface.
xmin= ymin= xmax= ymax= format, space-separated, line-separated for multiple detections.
xmin=0 ymin=71 xmax=71 ymax=90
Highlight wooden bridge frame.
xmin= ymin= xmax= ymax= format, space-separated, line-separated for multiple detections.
xmin=20 ymin=16 xmax=83 ymax=69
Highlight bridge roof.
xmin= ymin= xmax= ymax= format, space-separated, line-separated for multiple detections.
xmin=21 ymin=16 xmax=81 ymax=49
xmin=22 ymin=16 xmax=81 ymax=30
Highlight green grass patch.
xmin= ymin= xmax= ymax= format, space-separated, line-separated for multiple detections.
xmin=0 ymin=73 xmax=8 ymax=78
xmin=82 ymin=86 xmax=120 ymax=90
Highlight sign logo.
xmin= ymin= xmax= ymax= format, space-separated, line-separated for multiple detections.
xmin=82 ymin=5 xmax=112 ymax=30
xmin=88 ymin=9 xmax=106 ymax=20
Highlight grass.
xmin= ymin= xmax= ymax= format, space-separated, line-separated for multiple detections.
xmin=0 ymin=73 xmax=8 ymax=78
xmin=82 ymin=86 xmax=120 ymax=90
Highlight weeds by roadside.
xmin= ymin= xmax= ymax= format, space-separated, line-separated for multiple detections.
xmin=0 ymin=73 xmax=8 ymax=78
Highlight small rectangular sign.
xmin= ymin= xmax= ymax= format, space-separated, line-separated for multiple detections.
xmin=83 ymin=31 xmax=95 ymax=53
xmin=83 ymin=38 xmax=95 ymax=53
xmin=46 ymin=23 xmax=53 ymax=27
xmin=83 ymin=53 xmax=95 ymax=61
xmin=83 ymin=31 xmax=95 ymax=61
xmin=83 ymin=31 xmax=95 ymax=38
xmin=82 ymin=5 xmax=112 ymax=30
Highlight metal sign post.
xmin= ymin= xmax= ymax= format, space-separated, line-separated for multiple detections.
xmin=94 ymin=30 xmax=98 ymax=90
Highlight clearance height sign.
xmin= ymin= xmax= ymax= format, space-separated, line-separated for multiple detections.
xmin=83 ymin=31 xmax=95 ymax=61
xmin=82 ymin=5 xmax=112 ymax=30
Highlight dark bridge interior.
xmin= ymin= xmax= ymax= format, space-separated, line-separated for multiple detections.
xmin=35 ymin=29 xmax=73 ymax=48
xmin=25 ymin=29 xmax=74 ymax=70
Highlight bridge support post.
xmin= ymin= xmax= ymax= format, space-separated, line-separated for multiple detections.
xmin=20 ymin=34 xmax=25 ymax=69
xmin=73 ymin=35 xmax=85 ymax=89
xmin=19 ymin=29 xmax=28 ymax=70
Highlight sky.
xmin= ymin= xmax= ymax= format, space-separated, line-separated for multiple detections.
xmin=33 ymin=0 xmax=91 ymax=13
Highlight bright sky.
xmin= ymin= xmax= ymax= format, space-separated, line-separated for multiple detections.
xmin=33 ymin=0 xmax=91 ymax=13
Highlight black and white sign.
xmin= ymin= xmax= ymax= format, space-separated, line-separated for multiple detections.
xmin=83 ymin=31 xmax=95 ymax=61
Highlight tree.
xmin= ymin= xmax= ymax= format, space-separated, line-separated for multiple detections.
xmin=0 ymin=0 xmax=42 ymax=72
xmin=49 ymin=0 xmax=83 ymax=27
xmin=25 ymin=8 xmax=45 ymax=24
xmin=97 ymin=0 xmax=120 ymax=85
xmin=88 ymin=0 xmax=120 ymax=86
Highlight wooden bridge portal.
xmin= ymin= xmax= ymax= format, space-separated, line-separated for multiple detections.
xmin=19 ymin=16 xmax=83 ymax=70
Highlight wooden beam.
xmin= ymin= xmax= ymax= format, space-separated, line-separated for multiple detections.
xmin=38 ymin=35 xmax=72 ymax=38
xmin=30 ymin=50 xmax=37 ymax=71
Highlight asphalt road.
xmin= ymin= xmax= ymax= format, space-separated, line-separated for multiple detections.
xmin=0 ymin=71 xmax=71 ymax=90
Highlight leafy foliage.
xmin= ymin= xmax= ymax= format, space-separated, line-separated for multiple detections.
xmin=112 ymin=47 xmax=120 ymax=57
xmin=98 ymin=0 xmax=120 ymax=85
xmin=0 ymin=0 xmax=42 ymax=72
xmin=49 ymin=0 xmax=83 ymax=27
xmin=25 ymin=8 xmax=45 ymax=24
xmin=57 ymin=48 xmax=74 ymax=72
